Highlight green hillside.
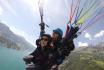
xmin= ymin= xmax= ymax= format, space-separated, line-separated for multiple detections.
xmin=59 ymin=46 xmax=104 ymax=70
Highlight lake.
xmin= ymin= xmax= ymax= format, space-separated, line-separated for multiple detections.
xmin=0 ymin=45 xmax=32 ymax=70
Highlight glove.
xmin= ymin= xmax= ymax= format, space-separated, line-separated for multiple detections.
xmin=23 ymin=55 xmax=33 ymax=64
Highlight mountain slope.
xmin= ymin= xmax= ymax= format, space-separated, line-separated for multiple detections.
xmin=0 ymin=22 xmax=35 ymax=51
xmin=59 ymin=42 xmax=104 ymax=70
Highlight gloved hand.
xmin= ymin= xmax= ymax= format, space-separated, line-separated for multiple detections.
xmin=23 ymin=55 xmax=33 ymax=64
xmin=25 ymin=62 xmax=35 ymax=70
xmin=51 ymin=64 xmax=58 ymax=70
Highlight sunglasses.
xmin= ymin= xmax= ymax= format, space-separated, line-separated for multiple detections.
xmin=41 ymin=38 xmax=48 ymax=41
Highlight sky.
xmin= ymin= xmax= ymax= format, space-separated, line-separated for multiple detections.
xmin=0 ymin=0 xmax=104 ymax=48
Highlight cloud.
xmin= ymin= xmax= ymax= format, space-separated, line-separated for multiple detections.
xmin=78 ymin=42 xmax=88 ymax=47
xmin=10 ymin=26 xmax=27 ymax=37
xmin=0 ymin=6 xmax=4 ymax=15
xmin=21 ymin=0 xmax=38 ymax=12
xmin=10 ymin=26 xmax=36 ymax=47
xmin=0 ymin=0 xmax=18 ymax=16
xmin=84 ymin=32 xmax=92 ymax=40
xmin=100 ymin=0 xmax=104 ymax=7
xmin=64 ymin=0 xmax=69 ymax=9
xmin=94 ymin=30 xmax=104 ymax=38
xmin=0 ymin=6 xmax=3 ymax=15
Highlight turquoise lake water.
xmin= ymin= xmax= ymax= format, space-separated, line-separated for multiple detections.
xmin=0 ymin=45 xmax=31 ymax=70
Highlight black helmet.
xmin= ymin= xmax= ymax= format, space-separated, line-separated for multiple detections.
xmin=41 ymin=34 xmax=51 ymax=44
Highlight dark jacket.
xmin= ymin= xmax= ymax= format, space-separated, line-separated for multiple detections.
xmin=30 ymin=45 xmax=60 ymax=70
xmin=62 ymin=39 xmax=75 ymax=56
xmin=50 ymin=40 xmax=65 ymax=65
xmin=51 ymin=37 xmax=75 ymax=62
xmin=30 ymin=46 xmax=49 ymax=65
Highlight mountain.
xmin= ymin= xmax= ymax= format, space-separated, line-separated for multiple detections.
xmin=0 ymin=22 xmax=35 ymax=51
xmin=95 ymin=42 xmax=104 ymax=48
xmin=59 ymin=42 xmax=104 ymax=70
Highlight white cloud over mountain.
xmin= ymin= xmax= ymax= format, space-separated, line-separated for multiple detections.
xmin=94 ymin=30 xmax=104 ymax=38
